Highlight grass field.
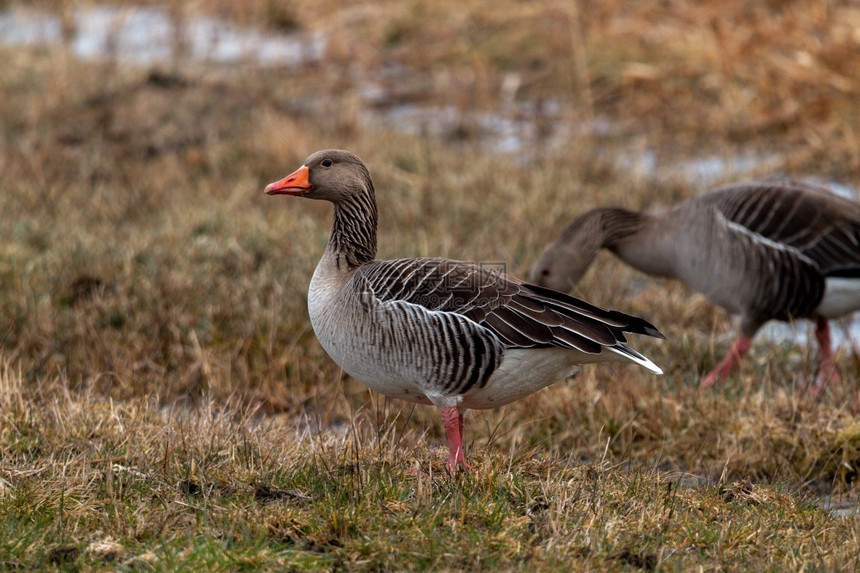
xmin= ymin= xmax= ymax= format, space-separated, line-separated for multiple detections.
xmin=2 ymin=0 xmax=860 ymax=569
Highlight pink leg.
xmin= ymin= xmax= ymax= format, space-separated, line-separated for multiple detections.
xmin=810 ymin=318 xmax=840 ymax=395
xmin=701 ymin=334 xmax=753 ymax=388
xmin=440 ymin=406 xmax=469 ymax=470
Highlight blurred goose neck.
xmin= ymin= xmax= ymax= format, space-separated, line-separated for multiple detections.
xmin=595 ymin=208 xmax=676 ymax=277
xmin=581 ymin=207 xmax=650 ymax=250
xmin=583 ymin=207 xmax=676 ymax=277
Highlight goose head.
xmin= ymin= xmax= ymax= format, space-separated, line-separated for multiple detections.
xmin=530 ymin=239 xmax=594 ymax=292
xmin=265 ymin=149 xmax=374 ymax=204
xmin=531 ymin=207 xmax=644 ymax=292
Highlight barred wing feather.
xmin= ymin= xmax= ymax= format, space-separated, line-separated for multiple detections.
xmin=357 ymin=258 xmax=664 ymax=356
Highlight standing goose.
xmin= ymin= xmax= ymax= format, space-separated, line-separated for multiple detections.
xmin=265 ymin=149 xmax=663 ymax=470
xmin=530 ymin=180 xmax=860 ymax=391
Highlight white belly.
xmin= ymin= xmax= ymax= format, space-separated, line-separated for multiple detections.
xmin=460 ymin=347 xmax=623 ymax=410
xmin=816 ymin=277 xmax=860 ymax=318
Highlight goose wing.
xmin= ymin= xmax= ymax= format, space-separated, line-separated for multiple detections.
xmin=357 ymin=257 xmax=663 ymax=359
xmin=706 ymin=180 xmax=860 ymax=278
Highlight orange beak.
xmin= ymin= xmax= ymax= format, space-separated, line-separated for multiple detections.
xmin=264 ymin=165 xmax=311 ymax=195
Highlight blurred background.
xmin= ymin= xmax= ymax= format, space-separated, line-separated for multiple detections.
xmin=2 ymin=0 xmax=860 ymax=482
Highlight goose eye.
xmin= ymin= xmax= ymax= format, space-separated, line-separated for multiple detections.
xmin=540 ymin=269 xmax=550 ymax=277
xmin=321 ymin=159 xmax=333 ymax=167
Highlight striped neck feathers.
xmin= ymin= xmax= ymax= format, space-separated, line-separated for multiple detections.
xmin=561 ymin=207 xmax=648 ymax=252
xmin=328 ymin=184 xmax=379 ymax=269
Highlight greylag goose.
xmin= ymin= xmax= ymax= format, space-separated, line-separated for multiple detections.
xmin=530 ymin=179 xmax=860 ymax=391
xmin=265 ymin=149 xmax=664 ymax=470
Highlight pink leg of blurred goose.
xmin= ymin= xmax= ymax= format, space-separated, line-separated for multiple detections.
xmin=810 ymin=318 xmax=840 ymax=395
xmin=700 ymin=335 xmax=752 ymax=389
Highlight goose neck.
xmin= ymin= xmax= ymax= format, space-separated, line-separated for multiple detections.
xmin=328 ymin=195 xmax=378 ymax=269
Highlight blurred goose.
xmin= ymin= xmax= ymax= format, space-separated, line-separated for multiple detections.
xmin=530 ymin=179 xmax=860 ymax=391
xmin=265 ymin=149 xmax=663 ymax=470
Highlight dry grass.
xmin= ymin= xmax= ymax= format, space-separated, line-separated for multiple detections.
xmin=2 ymin=360 xmax=859 ymax=570
xmin=2 ymin=0 xmax=860 ymax=569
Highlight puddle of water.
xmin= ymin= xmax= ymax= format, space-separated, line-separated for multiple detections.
xmin=360 ymin=100 xmax=570 ymax=156
xmin=72 ymin=6 xmax=172 ymax=64
xmin=0 ymin=8 xmax=62 ymax=44
xmin=819 ymin=496 xmax=859 ymax=519
xmin=612 ymin=148 xmax=787 ymax=186
xmin=760 ymin=317 xmax=860 ymax=350
xmin=0 ymin=6 xmax=324 ymax=67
